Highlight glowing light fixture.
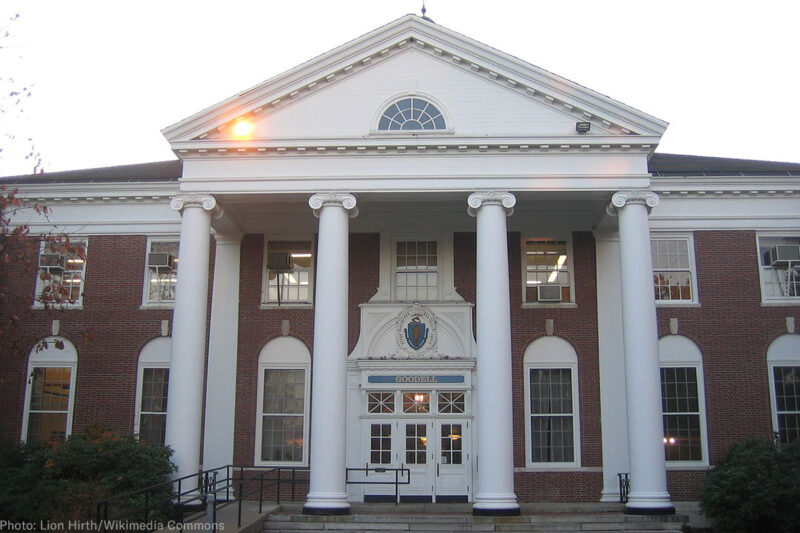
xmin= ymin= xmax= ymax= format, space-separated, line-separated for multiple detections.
xmin=233 ymin=120 xmax=253 ymax=138
xmin=291 ymin=252 xmax=312 ymax=258
xmin=662 ymin=436 xmax=676 ymax=445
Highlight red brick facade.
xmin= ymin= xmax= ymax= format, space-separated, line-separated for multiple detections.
xmin=1 ymin=229 xmax=798 ymax=503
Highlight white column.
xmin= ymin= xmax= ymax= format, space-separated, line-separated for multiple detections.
xmin=609 ymin=191 xmax=674 ymax=515
xmin=165 ymin=194 xmax=219 ymax=487
xmin=304 ymin=192 xmax=357 ymax=515
xmin=468 ymin=191 xmax=520 ymax=516
xmin=203 ymin=233 xmax=242 ymax=477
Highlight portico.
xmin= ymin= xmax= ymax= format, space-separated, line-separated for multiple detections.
xmin=159 ymin=14 xmax=674 ymax=516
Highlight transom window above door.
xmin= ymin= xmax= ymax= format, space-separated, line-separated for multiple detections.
xmin=378 ymin=97 xmax=446 ymax=131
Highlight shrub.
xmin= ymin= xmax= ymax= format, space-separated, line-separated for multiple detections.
xmin=700 ymin=437 xmax=800 ymax=532
xmin=0 ymin=426 xmax=175 ymax=523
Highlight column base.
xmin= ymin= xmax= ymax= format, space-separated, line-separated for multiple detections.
xmin=473 ymin=493 xmax=520 ymax=516
xmin=599 ymin=488 xmax=624 ymax=503
xmin=624 ymin=491 xmax=674 ymax=515
xmin=304 ymin=493 xmax=350 ymax=515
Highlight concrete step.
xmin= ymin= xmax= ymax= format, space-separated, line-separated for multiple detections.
xmin=263 ymin=509 xmax=687 ymax=533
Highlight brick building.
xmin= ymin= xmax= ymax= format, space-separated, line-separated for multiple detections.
xmin=2 ymin=15 xmax=799 ymax=516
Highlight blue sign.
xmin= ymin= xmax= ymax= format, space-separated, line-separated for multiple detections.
xmin=368 ymin=375 xmax=465 ymax=384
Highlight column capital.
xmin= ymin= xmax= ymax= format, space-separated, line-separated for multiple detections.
xmin=309 ymin=193 xmax=358 ymax=218
xmin=170 ymin=194 xmax=222 ymax=218
xmin=607 ymin=191 xmax=659 ymax=216
xmin=467 ymin=191 xmax=516 ymax=217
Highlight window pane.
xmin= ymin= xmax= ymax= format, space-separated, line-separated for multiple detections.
xmin=441 ymin=424 xmax=462 ymax=465
xmin=651 ymin=239 xmax=694 ymax=301
xmin=529 ymin=368 xmax=575 ymax=463
xmin=402 ymin=392 xmax=430 ymax=414
xmin=30 ymin=367 xmax=71 ymax=411
xmin=263 ymin=369 xmax=305 ymax=414
xmin=405 ymin=424 xmax=427 ymax=464
xmin=438 ymin=392 xmax=465 ymax=414
xmin=524 ymin=240 xmax=569 ymax=302
xmin=26 ymin=412 xmax=68 ymax=446
xmin=141 ymin=368 xmax=169 ymax=413
xmin=370 ymin=424 xmax=392 ymax=465
xmin=661 ymin=367 xmax=703 ymax=460
xmin=774 ymin=366 xmax=800 ymax=444
xmin=368 ymin=392 xmax=395 ymax=414
xmin=265 ymin=241 xmax=313 ymax=303
xmin=261 ymin=415 xmax=304 ymax=462
xmin=146 ymin=241 xmax=179 ymax=303
xmin=139 ymin=413 xmax=167 ymax=446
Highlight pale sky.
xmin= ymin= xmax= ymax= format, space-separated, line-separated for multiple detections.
xmin=1 ymin=0 xmax=798 ymax=177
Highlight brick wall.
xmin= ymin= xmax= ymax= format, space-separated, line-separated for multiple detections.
xmin=656 ymin=230 xmax=800 ymax=499
xmin=2 ymin=229 xmax=796 ymax=503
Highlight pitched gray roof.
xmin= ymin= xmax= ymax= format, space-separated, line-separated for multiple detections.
xmin=648 ymin=153 xmax=800 ymax=176
xmin=0 ymin=160 xmax=182 ymax=184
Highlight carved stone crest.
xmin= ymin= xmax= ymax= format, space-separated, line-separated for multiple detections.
xmin=397 ymin=304 xmax=437 ymax=357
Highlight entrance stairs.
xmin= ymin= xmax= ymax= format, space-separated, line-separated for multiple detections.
xmin=263 ymin=503 xmax=689 ymax=533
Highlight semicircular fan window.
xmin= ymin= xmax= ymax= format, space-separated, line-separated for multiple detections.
xmin=378 ymin=97 xmax=446 ymax=131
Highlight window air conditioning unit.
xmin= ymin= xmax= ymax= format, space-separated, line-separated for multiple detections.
xmin=148 ymin=252 xmax=176 ymax=269
xmin=537 ymin=284 xmax=562 ymax=302
xmin=267 ymin=252 xmax=292 ymax=271
xmin=38 ymin=252 xmax=65 ymax=269
xmin=765 ymin=246 xmax=800 ymax=268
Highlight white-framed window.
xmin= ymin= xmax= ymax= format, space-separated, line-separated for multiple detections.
xmin=134 ymin=337 xmax=171 ymax=446
xmin=766 ymin=334 xmax=800 ymax=444
xmin=261 ymin=239 xmax=313 ymax=306
xmin=658 ymin=335 xmax=709 ymax=465
xmin=757 ymin=235 xmax=800 ymax=302
xmin=143 ymin=239 xmax=179 ymax=306
xmin=522 ymin=238 xmax=573 ymax=304
xmin=21 ymin=337 xmax=78 ymax=446
xmin=377 ymin=97 xmax=446 ymax=131
xmin=35 ymin=239 xmax=87 ymax=307
xmin=395 ymin=239 xmax=439 ymax=301
xmin=650 ymin=235 xmax=698 ymax=304
xmin=523 ymin=336 xmax=580 ymax=467
xmin=255 ymin=337 xmax=311 ymax=466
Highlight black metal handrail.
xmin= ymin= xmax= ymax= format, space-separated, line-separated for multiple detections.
xmin=345 ymin=467 xmax=411 ymax=505
xmin=95 ymin=465 xmax=310 ymax=530
xmin=617 ymin=472 xmax=630 ymax=503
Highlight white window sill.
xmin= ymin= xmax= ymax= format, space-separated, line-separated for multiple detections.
xmin=516 ymin=465 xmax=598 ymax=472
xmin=665 ymin=463 xmax=710 ymax=471
xmin=31 ymin=303 xmax=84 ymax=310
xmin=655 ymin=301 xmax=701 ymax=308
xmin=761 ymin=300 xmax=800 ymax=307
xmin=521 ymin=302 xmax=577 ymax=310
xmin=140 ymin=303 xmax=175 ymax=310
xmin=259 ymin=303 xmax=313 ymax=310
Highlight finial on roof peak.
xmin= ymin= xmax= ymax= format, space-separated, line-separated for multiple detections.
xmin=421 ymin=1 xmax=434 ymax=22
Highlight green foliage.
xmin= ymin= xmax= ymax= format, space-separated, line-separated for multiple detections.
xmin=700 ymin=437 xmax=800 ymax=532
xmin=0 ymin=426 xmax=175 ymax=523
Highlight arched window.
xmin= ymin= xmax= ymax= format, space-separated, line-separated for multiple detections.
xmin=767 ymin=334 xmax=800 ymax=444
xmin=523 ymin=336 xmax=580 ymax=466
xmin=135 ymin=337 xmax=171 ymax=445
xmin=256 ymin=337 xmax=311 ymax=465
xmin=658 ymin=335 xmax=708 ymax=465
xmin=378 ymin=97 xmax=446 ymax=131
xmin=21 ymin=337 xmax=78 ymax=445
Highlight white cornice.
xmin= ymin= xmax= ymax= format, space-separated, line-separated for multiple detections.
xmin=12 ymin=182 xmax=179 ymax=204
xmin=163 ymin=15 xmax=666 ymax=147
xmin=174 ymin=138 xmax=660 ymax=159
xmin=652 ymin=175 xmax=800 ymax=199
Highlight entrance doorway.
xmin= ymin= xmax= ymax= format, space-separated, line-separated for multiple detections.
xmin=362 ymin=389 xmax=472 ymax=502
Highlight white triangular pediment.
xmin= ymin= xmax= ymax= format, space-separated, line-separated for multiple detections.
xmin=163 ymin=15 xmax=666 ymax=150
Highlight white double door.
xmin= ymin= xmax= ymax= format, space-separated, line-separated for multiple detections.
xmin=366 ymin=418 xmax=471 ymax=502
